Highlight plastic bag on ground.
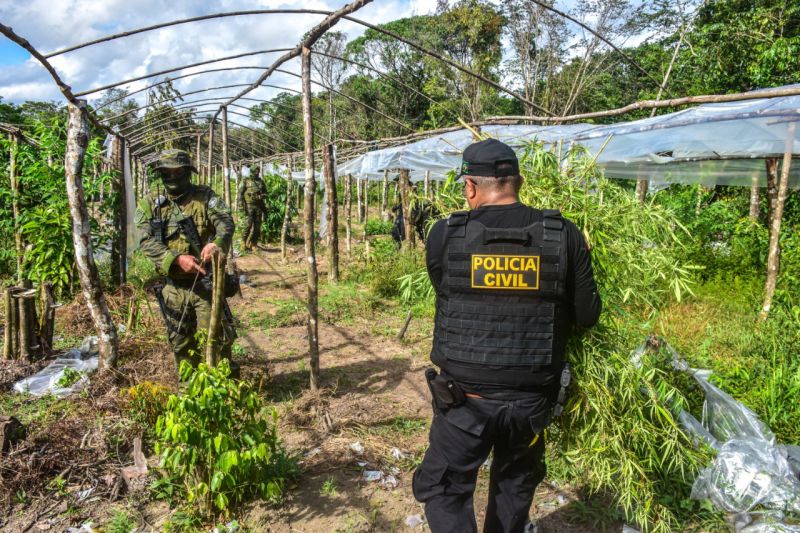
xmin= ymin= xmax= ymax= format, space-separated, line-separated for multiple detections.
xmin=691 ymin=439 xmax=800 ymax=514
xmin=693 ymin=369 xmax=775 ymax=445
xmin=13 ymin=337 xmax=99 ymax=397
xmin=735 ymin=511 xmax=800 ymax=533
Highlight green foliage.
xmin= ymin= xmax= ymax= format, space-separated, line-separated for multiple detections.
xmin=123 ymin=381 xmax=172 ymax=428
xmin=351 ymin=237 xmax=426 ymax=300
xmin=320 ymin=477 xmax=338 ymax=497
xmin=56 ymin=368 xmax=83 ymax=388
xmin=154 ymin=360 xmax=297 ymax=519
xmin=364 ymin=219 xmax=392 ymax=235
xmin=259 ymin=173 xmax=297 ymax=242
xmin=105 ymin=509 xmax=136 ymax=533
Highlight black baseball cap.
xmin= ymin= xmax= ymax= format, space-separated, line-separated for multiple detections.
xmin=456 ymin=138 xmax=520 ymax=180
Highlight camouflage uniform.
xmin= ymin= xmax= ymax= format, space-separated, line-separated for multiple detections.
xmin=135 ymin=150 xmax=235 ymax=368
xmin=237 ymin=168 xmax=267 ymax=250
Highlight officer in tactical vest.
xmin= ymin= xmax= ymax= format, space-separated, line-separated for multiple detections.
xmin=413 ymin=139 xmax=601 ymax=533
xmin=237 ymin=164 xmax=267 ymax=251
xmin=135 ymin=149 xmax=236 ymax=371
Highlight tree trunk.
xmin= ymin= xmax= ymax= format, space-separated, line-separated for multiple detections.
xmin=363 ymin=179 xmax=369 ymax=227
xmin=65 ymin=102 xmax=119 ymax=370
xmin=749 ymin=172 xmax=760 ymax=221
xmin=765 ymin=158 xmax=779 ymax=226
xmin=323 ymin=144 xmax=339 ymax=282
xmin=205 ymin=254 xmax=226 ymax=366
xmin=345 ymin=173 xmax=352 ymax=253
xmin=381 ymin=169 xmax=389 ymax=221
xmin=761 ymin=123 xmax=796 ymax=319
xmin=393 ymin=182 xmax=398 ymax=205
xmin=9 ymin=135 xmax=22 ymax=283
xmin=301 ymin=47 xmax=320 ymax=391
xmin=3 ymin=288 xmax=14 ymax=360
xmin=635 ymin=179 xmax=648 ymax=203
xmin=399 ymin=169 xmax=415 ymax=250
xmin=281 ymin=156 xmax=293 ymax=262
xmin=39 ymin=282 xmax=55 ymax=352
xmin=195 ymin=134 xmax=201 ymax=181
xmin=221 ymin=107 xmax=231 ymax=207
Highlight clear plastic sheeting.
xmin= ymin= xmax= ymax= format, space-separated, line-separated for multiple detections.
xmin=735 ymin=512 xmax=800 ymax=533
xmin=265 ymin=85 xmax=800 ymax=187
xmin=691 ymin=440 xmax=800 ymax=514
xmin=13 ymin=337 xmax=99 ymax=397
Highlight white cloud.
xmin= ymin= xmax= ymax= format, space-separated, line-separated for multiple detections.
xmin=0 ymin=0 xmax=438 ymax=118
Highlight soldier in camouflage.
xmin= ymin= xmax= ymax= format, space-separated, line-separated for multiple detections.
xmin=135 ymin=149 xmax=235 ymax=370
xmin=237 ymin=165 xmax=267 ymax=251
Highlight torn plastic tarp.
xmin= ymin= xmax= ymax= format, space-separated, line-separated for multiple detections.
xmin=13 ymin=337 xmax=99 ymax=398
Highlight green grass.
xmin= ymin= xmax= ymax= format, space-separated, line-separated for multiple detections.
xmin=0 ymin=392 xmax=78 ymax=426
xmin=318 ymin=281 xmax=381 ymax=324
xmin=247 ymin=297 xmax=304 ymax=329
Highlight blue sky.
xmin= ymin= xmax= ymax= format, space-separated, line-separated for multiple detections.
xmin=0 ymin=39 xmax=29 ymax=66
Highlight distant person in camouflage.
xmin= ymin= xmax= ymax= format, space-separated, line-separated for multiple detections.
xmin=237 ymin=165 xmax=267 ymax=251
xmin=135 ymin=149 xmax=236 ymax=371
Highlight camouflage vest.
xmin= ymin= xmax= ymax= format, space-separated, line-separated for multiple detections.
xmin=149 ymin=185 xmax=218 ymax=258
xmin=242 ymin=178 xmax=265 ymax=205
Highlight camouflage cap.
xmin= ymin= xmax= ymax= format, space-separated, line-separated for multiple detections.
xmin=153 ymin=149 xmax=197 ymax=173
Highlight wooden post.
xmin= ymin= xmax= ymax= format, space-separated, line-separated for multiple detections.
xmin=65 ymin=102 xmax=119 ymax=370
xmin=392 ymin=181 xmax=399 ymax=205
xmin=221 ymin=107 xmax=232 ymax=207
xmin=381 ymin=169 xmax=389 ymax=221
xmin=39 ymin=283 xmax=55 ymax=352
xmin=323 ymin=144 xmax=339 ymax=282
xmin=110 ymin=135 xmax=126 ymax=286
xmin=765 ymin=158 xmax=779 ymax=226
xmin=761 ymin=123 xmax=796 ymax=319
xmin=9 ymin=135 xmax=22 ymax=283
xmin=207 ymin=121 xmax=215 ymax=189
xmin=749 ymin=173 xmax=760 ymax=221
xmin=3 ymin=288 xmax=13 ymax=359
xmin=362 ymin=178 xmax=369 ymax=243
xmin=195 ymin=134 xmax=201 ymax=183
xmin=356 ymin=177 xmax=363 ymax=224
xmin=16 ymin=286 xmax=35 ymax=361
xmin=302 ymin=46 xmax=320 ymax=391
xmin=281 ymin=156 xmax=294 ymax=262
xmin=345 ymin=173 xmax=352 ymax=253
xmin=424 ymin=170 xmax=431 ymax=199
xmin=399 ymin=169 xmax=414 ymax=250
xmin=205 ymin=254 xmax=226 ymax=366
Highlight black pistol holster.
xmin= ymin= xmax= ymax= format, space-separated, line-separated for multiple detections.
xmin=425 ymin=368 xmax=466 ymax=411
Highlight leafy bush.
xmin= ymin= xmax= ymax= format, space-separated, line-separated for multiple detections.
xmin=154 ymin=360 xmax=297 ymax=519
xmin=123 ymin=381 xmax=172 ymax=428
xmin=364 ymin=219 xmax=393 ymax=235
xmin=351 ymin=237 xmax=426 ymax=299
xmin=258 ymin=173 xmax=297 ymax=242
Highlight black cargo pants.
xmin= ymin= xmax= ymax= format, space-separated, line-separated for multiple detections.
xmin=413 ymin=393 xmax=551 ymax=533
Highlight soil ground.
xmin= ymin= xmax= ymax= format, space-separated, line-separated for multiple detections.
xmin=0 ymin=239 xmax=608 ymax=533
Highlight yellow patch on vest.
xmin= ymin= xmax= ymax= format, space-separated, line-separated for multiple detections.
xmin=471 ymin=254 xmax=540 ymax=290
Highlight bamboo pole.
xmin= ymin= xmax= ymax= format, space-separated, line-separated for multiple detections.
xmin=323 ymin=144 xmax=339 ymax=282
xmin=345 ymin=173 xmax=352 ymax=253
xmin=221 ymin=106 xmax=231 ymax=207
xmin=399 ymin=169 xmax=414 ymax=250
xmin=301 ymin=46 xmax=320 ymax=391
xmin=205 ymin=254 xmax=226 ymax=366
xmin=761 ymin=123 xmax=796 ymax=319
xmin=381 ymin=169 xmax=389 ymax=220
xmin=65 ymin=102 xmax=119 ymax=370
xmin=281 ymin=155 xmax=294 ymax=262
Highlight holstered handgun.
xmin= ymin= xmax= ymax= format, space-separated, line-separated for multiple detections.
xmin=424 ymin=368 xmax=466 ymax=411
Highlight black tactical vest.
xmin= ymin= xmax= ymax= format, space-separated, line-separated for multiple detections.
xmin=433 ymin=209 xmax=568 ymax=370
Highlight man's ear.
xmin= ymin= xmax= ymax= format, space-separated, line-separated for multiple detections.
xmin=465 ymin=178 xmax=476 ymax=199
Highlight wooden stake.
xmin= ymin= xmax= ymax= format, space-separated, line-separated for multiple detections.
xmin=205 ymin=254 xmax=226 ymax=366
xmin=39 ymin=283 xmax=55 ymax=352
xmin=3 ymin=288 xmax=13 ymax=360
xmin=356 ymin=177 xmax=363 ymax=224
xmin=195 ymin=134 xmax=201 ymax=183
xmin=110 ymin=135 xmax=126 ymax=285
xmin=362 ymin=178 xmax=368 ymax=243
xmin=345 ymin=173 xmax=352 ymax=253
xmin=381 ymin=169 xmax=389 ymax=220
xmin=749 ymin=173 xmax=760 ymax=221
xmin=424 ymin=170 xmax=431 ymax=199
xmin=765 ymin=158 xmax=778 ymax=226
xmin=323 ymin=144 xmax=339 ymax=282
xmin=302 ymin=46 xmax=320 ymax=391
xmin=221 ymin=107 xmax=232 ymax=207
xmin=397 ymin=310 xmax=413 ymax=342
xmin=635 ymin=178 xmax=648 ymax=203
xmin=65 ymin=102 xmax=119 ymax=370
xmin=399 ymin=169 xmax=414 ymax=250
xmin=207 ymin=121 xmax=215 ymax=188
xmin=761 ymin=123 xmax=796 ymax=319
xmin=281 ymin=155 xmax=294 ymax=262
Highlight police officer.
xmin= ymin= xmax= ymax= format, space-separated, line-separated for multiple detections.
xmin=237 ymin=164 xmax=267 ymax=251
xmin=413 ymin=139 xmax=601 ymax=533
xmin=135 ymin=149 xmax=235 ymax=371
